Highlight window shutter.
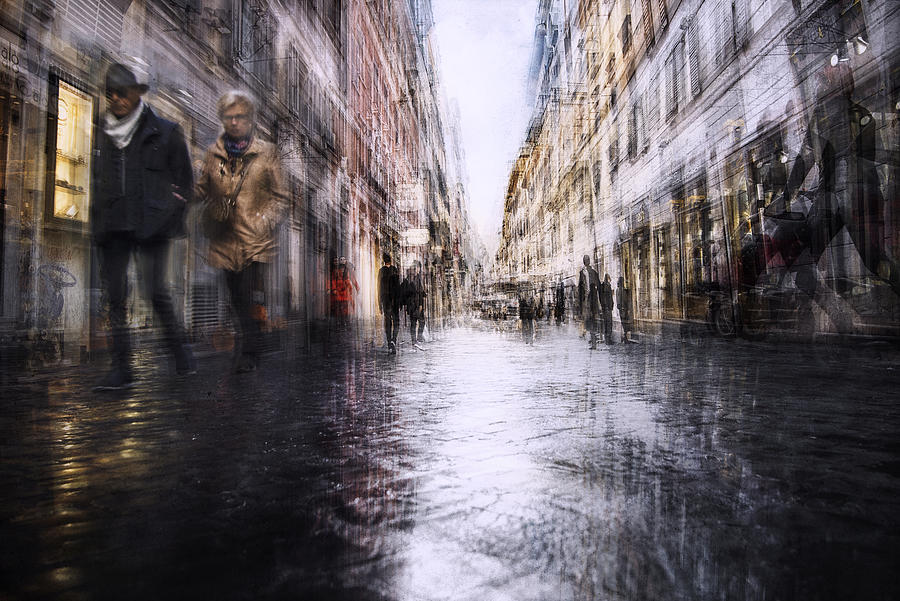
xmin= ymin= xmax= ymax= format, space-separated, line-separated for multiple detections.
xmin=734 ymin=0 xmax=750 ymax=49
xmin=639 ymin=94 xmax=648 ymax=151
xmin=655 ymin=0 xmax=669 ymax=33
xmin=664 ymin=52 xmax=676 ymax=118
xmin=641 ymin=0 xmax=655 ymax=48
xmin=687 ymin=18 xmax=702 ymax=97
xmin=627 ymin=102 xmax=637 ymax=159
xmin=647 ymin=72 xmax=660 ymax=133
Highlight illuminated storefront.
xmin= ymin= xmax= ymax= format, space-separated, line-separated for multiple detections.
xmin=47 ymin=76 xmax=93 ymax=223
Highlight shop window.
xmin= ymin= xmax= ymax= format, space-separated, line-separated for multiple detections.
xmin=46 ymin=74 xmax=93 ymax=223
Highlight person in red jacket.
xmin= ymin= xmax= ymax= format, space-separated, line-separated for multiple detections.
xmin=329 ymin=256 xmax=357 ymax=330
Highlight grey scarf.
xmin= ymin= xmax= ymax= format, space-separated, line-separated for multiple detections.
xmin=103 ymin=100 xmax=145 ymax=149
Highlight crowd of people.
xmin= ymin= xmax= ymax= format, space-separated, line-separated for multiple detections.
xmin=94 ymin=62 xmax=443 ymax=388
xmin=507 ymin=255 xmax=636 ymax=348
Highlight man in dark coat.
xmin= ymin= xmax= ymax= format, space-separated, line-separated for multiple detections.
xmin=616 ymin=276 xmax=635 ymax=343
xmin=518 ymin=289 xmax=535 ymax=344
xmin=92 ymin=63 xmax=195 ymax=390
xmin=577 ymin=255 xmax=601 ymax=349
xmin=377 ymin=253 xmax=400 ymax=353
xmin=600 ymin=273 xmax=615 ymax=344
xmin=400 ymin=261 xmax=427 ymax=347
xmin=554 ymin=279 xmax=566 ymax=325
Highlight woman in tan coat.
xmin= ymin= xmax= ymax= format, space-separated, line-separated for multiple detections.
xmin=196 ymin=91 xmax=287 ymax=373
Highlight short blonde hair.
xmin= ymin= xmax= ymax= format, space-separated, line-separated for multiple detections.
xmin=216 ymin=90 xmax=256 ymax=121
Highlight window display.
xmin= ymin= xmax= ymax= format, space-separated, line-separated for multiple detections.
xmin=51 ymin=79 xmax=92 ymax=222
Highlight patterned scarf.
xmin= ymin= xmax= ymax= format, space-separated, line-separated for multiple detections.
xmin=223 ymin=134 xmax=252 ymax=158
xmin=223 ymin=134 xmax=252 ymax=174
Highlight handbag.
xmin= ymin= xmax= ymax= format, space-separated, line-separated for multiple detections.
xmin=201 ymin=156 xmax=255 ymax=238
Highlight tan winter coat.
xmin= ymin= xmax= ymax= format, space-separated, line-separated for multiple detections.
xmin=195 ymin=136 xmax=287 ymax=271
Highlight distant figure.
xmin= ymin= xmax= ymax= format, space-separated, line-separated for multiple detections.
xmin=616 ymin=276 xmax=636 ymax=343
xmin=92 ymin=64 xmax=195 ymax=390
xmin=536 ymin=296 xmax=545 ymax=321
xmin=518 ymin=290 xmax=535 ymax=344
xmin=401 ymin=262 xmax=427 ymax=346
xmin=196 ymin=90 xmax=287 ymax=373
xmin=600 ymin=273 xmax=614 ymax=344
xmin=377 ymin=253 xmax=400 ymax=353
xmin=577 ymin=256 xmax=601 ymax=349
xmin=329 ymin=256 xmax=357 ymax=331
xmin=555 ymin=279 xmax=566 ymax=325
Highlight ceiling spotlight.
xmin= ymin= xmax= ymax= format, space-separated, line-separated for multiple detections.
xmin=854 ymin=35 xmax=869 ymax=55
xmin=778 ymin=151 xmax=788 ymax=164
xmin=830 ymin=53 xmax=839 ymax=66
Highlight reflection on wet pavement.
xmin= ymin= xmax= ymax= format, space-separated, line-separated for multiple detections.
xmin=2 ymin=324 xmax=899 ymax=600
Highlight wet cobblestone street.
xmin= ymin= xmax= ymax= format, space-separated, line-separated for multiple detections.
xmin=2 ymin=321 xmax=899 ymax=600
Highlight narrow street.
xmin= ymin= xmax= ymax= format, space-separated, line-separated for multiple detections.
xmin=2 ymin=322 xmax=898 ymax=600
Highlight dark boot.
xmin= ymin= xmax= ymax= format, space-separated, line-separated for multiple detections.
xmin=94 ymin=366 xmax=135 ymax=391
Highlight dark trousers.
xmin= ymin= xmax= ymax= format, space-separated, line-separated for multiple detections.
xmin=584 ymin=314 xmax=598 ymax=347
xmin=601 ymin=308 xmax=614 ymax=343
xmin=99 ymin=234 xmax=188 ymax=373
xmin=225 ymin=261 xmax=267 ymax=360
xmin=521 ymin=318 xmax=534 ymax=343
xmin=383 ymin=306 xmax=399 ymax=344
xmin=409 ymin=310 xmax=424 ymax=343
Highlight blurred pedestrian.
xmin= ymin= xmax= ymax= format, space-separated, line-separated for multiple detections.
xmin=378 ymin=253 xmax=400 ymax=353
xmin=600 ymin=273 xmax=614 ymax=344
xmin=518 ymin=289 xmax=535 ymax=344
xmin=400 ymin=261 xmax=427 ymax=347
xmin=555 ymin=279 xmax=566 ymax=325
xmin=196 ymin=90 xmax=287 ymax=373
xmin=92 ymin=63 xmax=195 ymax=390
xmin=577 ymin=256 xmax=601 ymax=349
xmin=329 ymin=256 xmax=357 ymax=330
xmin=616 ymin=276 xmax=636 ymax=343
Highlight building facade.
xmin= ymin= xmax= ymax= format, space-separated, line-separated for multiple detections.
xmin=0 ymin=0 xmax=479 ymax=365
xmin=496 ymin=0 xmax=899 ymax=340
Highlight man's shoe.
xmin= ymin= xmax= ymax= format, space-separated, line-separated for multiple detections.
xmin=93 ymin=369 xmax=135 ymax=391
xmin=389 ymin=341 xmax=396 ymax=354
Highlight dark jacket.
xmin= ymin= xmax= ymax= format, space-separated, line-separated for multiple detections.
xmin=600 ymin=280 xmax=614 ymax=312
xmin=577 ymin=266 xmax=600 ymax=318
xmin=378 ymin=265 xmax=400 ymax=313
xmin=616 ymin=285 xmax=632 ymax=320
xmin=92 ymin=105 xmax=193 ymax=243
xmin=518 ymin=296 xmax=535 ymax=320
xmin=400 ymin=275 xmax=426 ymax=316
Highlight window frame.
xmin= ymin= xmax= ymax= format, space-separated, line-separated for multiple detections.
xmin=44 ymin=68 xmax=96 ymax=230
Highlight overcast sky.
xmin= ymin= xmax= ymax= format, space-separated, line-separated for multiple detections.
xmin=431 ymin=0 xmax=539 ymax=256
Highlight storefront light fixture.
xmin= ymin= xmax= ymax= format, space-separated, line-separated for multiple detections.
xmin=854 ymin=36 xmax=869 ymax=55
xmin=778 ymin=151 xmax=788 ymax=164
